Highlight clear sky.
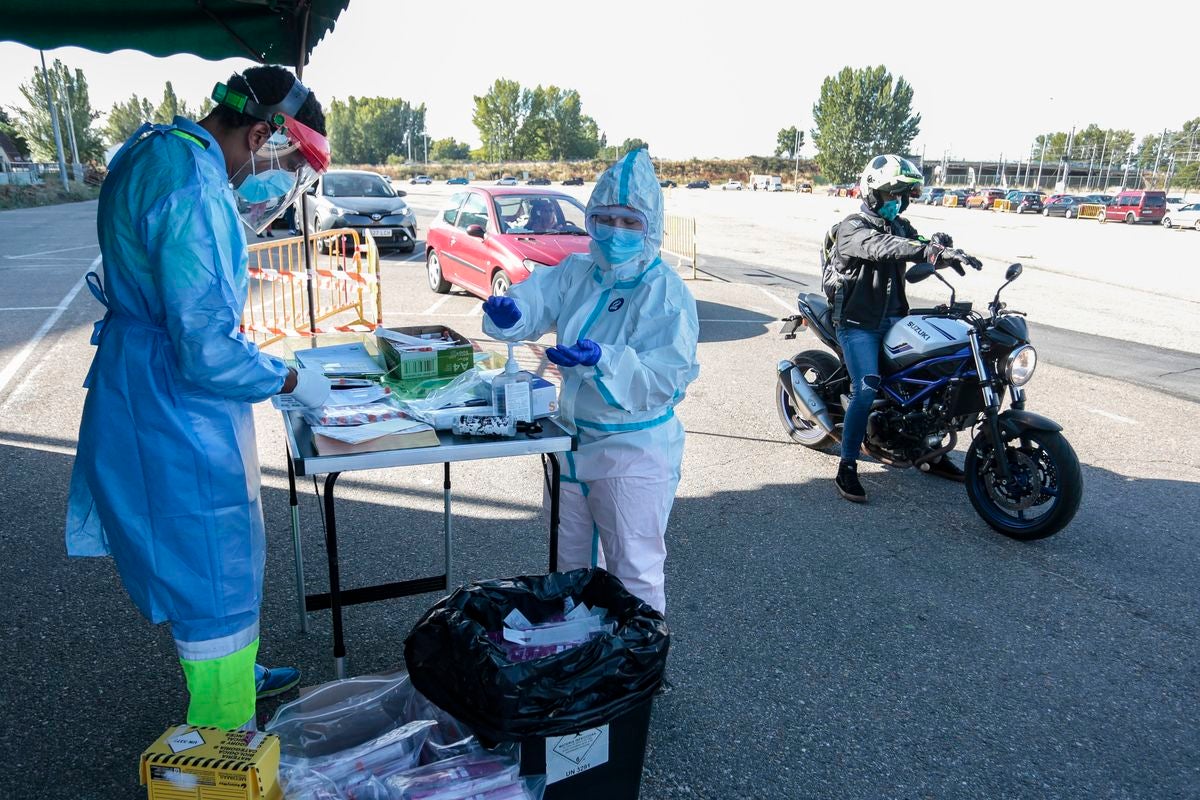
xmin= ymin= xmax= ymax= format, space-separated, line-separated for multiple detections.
xmin=2 ymin=0 xmax=1196 ymax=162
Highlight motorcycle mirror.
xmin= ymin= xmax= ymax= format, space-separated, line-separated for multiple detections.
xmin=1005 ymin=263 xmax=1023 ymax=281
xmin=906 ymin=262 xmax=936 ymax=283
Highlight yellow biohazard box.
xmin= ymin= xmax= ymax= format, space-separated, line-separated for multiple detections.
xmin=139 ymin=725 xmax=282 ymax=800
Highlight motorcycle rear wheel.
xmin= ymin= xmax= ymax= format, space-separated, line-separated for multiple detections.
xmin=777 ymin=350 xmax=841 ymax=448
xmin=964 ymin=427 xmax=1082 ymax=540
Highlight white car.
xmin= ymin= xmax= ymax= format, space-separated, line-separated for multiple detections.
xmin=1162 ymin=203 xmax=1200 ymax=230
xmin=1165 ymin=196 xmax=1188 ymax=213
xmin=410 ymin=175 xmax=432 ymax=185
xmin=495 ymin=176 xmax=518 ymax=186
xmin=722 ymin=180 xmax=743 ymax=191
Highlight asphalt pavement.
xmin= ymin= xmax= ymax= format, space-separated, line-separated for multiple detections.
xmin=1 ymin=199 xmax=1197 ymax=799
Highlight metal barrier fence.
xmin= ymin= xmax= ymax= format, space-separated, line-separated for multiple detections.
xmin=241 ymin=228 xmax=382 ymax=347
xmin=993 ymin=199 xmax=1013 ymax=213
xmin=1077 ymin=204 xmax=1105 ymax=220
xmin=942 ymin=194 xmax=959 ymax=207
xmin=662 ymin=214 xmax=698 ymax=279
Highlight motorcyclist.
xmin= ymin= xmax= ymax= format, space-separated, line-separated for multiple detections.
xmin=826 ymin=154 xmax=982 ymax=503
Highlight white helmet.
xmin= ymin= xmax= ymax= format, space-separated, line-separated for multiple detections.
xmin=858 ymin=154 xmax=924 ymax=213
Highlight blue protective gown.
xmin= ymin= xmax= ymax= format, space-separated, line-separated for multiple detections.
xmin=483 ymin=149 xmax=700 ymax=611
xmin=66 ymin=117 xmax=289 ymax=650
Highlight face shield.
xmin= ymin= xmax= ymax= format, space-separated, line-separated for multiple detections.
xmin=214 ymin=76 xmax=330 ymax=234
xmin=231 ymin=115 xmax=329 ymax=234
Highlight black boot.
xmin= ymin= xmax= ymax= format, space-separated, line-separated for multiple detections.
xmin=922 ymin=454 xmax=966 ymax=482
xmin=835 ymin=459 xmax=867 ymax=503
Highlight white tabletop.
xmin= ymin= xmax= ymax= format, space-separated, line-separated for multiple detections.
xmin=282 ymin=412 xmax=575 ymax=476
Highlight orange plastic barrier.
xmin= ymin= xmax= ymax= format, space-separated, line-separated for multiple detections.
xmin=241 ymin=228 xmax=383 ymax=347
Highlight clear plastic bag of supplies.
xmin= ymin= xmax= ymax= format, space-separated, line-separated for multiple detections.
xmin=397 ymin=369 xmax=492 ymax=427
xmin=266 ymin=672 xmax=484 ymax=796
xmin=382 ymin=753 xmax=519 ymax=799
xmin=404 ymin=568 xmax=669 ymax=744
xmin=302 ymin=398 xmax=408 ymax=427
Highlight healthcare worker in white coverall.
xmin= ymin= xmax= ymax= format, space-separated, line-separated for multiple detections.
xmin=482 ymin=148 xmax=700 ymax=613
xmin=66 ymin=67 xmax=332 ymax=730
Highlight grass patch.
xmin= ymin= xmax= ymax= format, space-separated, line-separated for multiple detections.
xmin=0 ymin=182 xmax=101 ymax=211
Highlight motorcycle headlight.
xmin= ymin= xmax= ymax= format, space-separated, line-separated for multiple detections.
xmin=1005 ymin=345 xmax=1037 ymax=386
xmin=522 ymin=258 xmax=549 ymax=272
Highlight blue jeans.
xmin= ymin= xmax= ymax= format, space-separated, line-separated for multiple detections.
xmin=836 ymin=317 xmax=900 ymax=462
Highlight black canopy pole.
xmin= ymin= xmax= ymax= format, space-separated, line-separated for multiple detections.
xmin=294 ymin=3 xmax=319 ymax=348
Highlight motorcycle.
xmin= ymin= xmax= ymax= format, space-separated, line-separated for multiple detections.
xmin=776 ymin=262 xmax=1082 ymax=540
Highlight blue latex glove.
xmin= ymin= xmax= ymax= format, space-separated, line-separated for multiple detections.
xmin=482 ymin=295 xmax=521 ymax=328
xmin=546 ymin=339 xmax=601 ymax=368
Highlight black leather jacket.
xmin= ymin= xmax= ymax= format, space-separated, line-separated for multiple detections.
xmin=829 ymin=206 xmax=929 ymax=331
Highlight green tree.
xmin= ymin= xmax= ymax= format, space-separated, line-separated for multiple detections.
xmin=11 ymin=58 xmax=103 ymax=163
xmin=198 ymin=97 xmax=215 ymax=117
xmin=520 ymin=86 xmax=600 ymax=160
xmin=430 ymin=137 xmax=471 ymax=161
xmin=810 ymin=65 xmax=920 ymax=183
xmin=775 ymin=126 xmax=803 ymax=158
xmin=0 ymin=108 xmax=30 ymax=158
xmin=104 ymin=94 xmax=154 ymax=145
xmin=326 ymin=96 xmax=425 ymax=164
xmin=473 ymin=78 xmax=533 ymax=161
xmin=153 ymin=81 xmax=193 ymax=124
xmin=620 ymin=137 xmax=649 ymax=153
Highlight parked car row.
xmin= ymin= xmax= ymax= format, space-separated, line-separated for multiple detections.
xmin=926 ymin=185 xmax=1189 ymax=228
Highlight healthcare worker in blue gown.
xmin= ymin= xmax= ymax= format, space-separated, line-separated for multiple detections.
xmin=65 ymin=67 xmax=333 ymax=730
xmin=482 ymin=148 xmax=700 ymax=614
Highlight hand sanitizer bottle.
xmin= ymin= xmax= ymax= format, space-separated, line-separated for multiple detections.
xmin=491 ymin=342 xmax=533 ymax=422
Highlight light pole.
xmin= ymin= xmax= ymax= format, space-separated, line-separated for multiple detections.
xmin=792 ymin=127 xmax=800 ymax=189
xmin=39 ymin=51 xmax=69 ymax=193
xmin=55 ymin=69 xmax=82 ymax=182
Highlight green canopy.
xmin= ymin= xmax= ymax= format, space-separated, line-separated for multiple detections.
xmin=3 ymin=0 xmax=350 ymax=66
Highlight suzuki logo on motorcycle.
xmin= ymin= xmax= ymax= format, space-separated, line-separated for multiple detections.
xmin=608 ymin=298 xmax=625 ymax=312
xmin=906 ymin=320 xmax=931 ymax=341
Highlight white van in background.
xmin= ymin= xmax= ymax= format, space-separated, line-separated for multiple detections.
xmin=751 ymin=174 xmax=783 ymax=192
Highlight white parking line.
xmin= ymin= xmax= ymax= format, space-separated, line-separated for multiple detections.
xmin=0 ymin=269 xmax=90 ymax=397
xmin=755 ymin=285 xmax=798 ymax=314
xmin=1086 ymin=408 xmax=1139 ymax=425
xmin=0 ymin=306 xmax=59 ymax=311
xmin=468 ymin=303 xmax=483 ymax=316
xmin=420 ymin=295 xmax=452 ymax=316
xmin=3 ymin=244 xmax=98 ymax=259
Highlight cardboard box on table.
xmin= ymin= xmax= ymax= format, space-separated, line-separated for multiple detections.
xmin=377 ymin=325 xmax=474 ymax=399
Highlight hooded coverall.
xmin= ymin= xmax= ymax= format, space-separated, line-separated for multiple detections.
xmin=66 ymin=117 xmax=289 ymax=729
xmin=484 ymin=149 xmax=700 ymax=612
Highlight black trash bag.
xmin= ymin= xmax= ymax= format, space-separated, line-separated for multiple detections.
xmin=404 ymin=568 xmax=669 ymax=743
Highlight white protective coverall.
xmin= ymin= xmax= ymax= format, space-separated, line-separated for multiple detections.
xmin=483 ymin=149 xmax=700 ymax=612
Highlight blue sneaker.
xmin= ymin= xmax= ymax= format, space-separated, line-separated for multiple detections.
xmin=254 ymin=664 xmax=301 ymax=700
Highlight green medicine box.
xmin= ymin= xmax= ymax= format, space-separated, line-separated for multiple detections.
xmin=377 ymin=325 xmax=474 ymax=387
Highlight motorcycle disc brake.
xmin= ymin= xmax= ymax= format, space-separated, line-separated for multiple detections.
xmin=982 ymin=450 xmax=1040 ymax=511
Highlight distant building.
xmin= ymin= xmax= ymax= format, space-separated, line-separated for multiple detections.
xmin=0 ymin=131 xmax=27 ymax=168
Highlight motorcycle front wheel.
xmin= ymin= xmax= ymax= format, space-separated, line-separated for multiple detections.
xmin=965 ymin=427 xmax=1083 ymax=540
xmin=776 ymin=350 xmax=841 ymax=448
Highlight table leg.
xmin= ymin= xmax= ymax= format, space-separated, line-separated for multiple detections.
xmin=547 ymin=453 xmax=561 ymax=572
xmin=443 ymin=463 xmax=453 ymax=591
xmin=286 ymin=446 xmax=308 ymax=634
xmin=322 ymin=471 xmax=347 ymax=679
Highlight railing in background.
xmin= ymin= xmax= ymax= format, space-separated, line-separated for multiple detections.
xmin=942 ymin=194 xmax=959 ymax=207
xmin=241 ymin=228 xmax=382 ymax=348
xmin=1077 ymin=204 xmax=1106 ymax=220
xmin=662 ymin=214 xmax=698 ymax=279
xmin=992 ymin=199 xmax=1014 ymax=213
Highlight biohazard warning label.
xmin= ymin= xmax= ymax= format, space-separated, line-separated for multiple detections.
xmin=166 ymin=729 xmax=205 ymax=754
xmin=545 ymin=724 xmax=609 ymax=784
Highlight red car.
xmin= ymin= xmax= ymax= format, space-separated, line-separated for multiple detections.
xmin=425 ymin=187 xmax=591 ymax=297
xmin=1101 ymin=190 xmax=1167 ymax=225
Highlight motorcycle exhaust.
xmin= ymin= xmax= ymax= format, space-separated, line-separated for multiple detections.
xmin=914 ymin=431 xmax=958 ymax=468
xmin=778 ymin=360 xmax=835 ymax=435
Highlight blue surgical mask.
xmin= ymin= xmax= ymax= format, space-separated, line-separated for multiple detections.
xmin=590 ymin=223 xmax=645 ymax=265
xmin=879 ymin=199 xmax=900 ymax=221
xmin=237 ymin=169 xmax=297 ymax=204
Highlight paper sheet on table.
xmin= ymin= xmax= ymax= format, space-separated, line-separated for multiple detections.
xmin=295 ymin=342 xmax=385 ymax=376
xmin=311 ymin=417 xmax=433 ymax=444
xmin=376 ymin=329 xmax=460 ymax=350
